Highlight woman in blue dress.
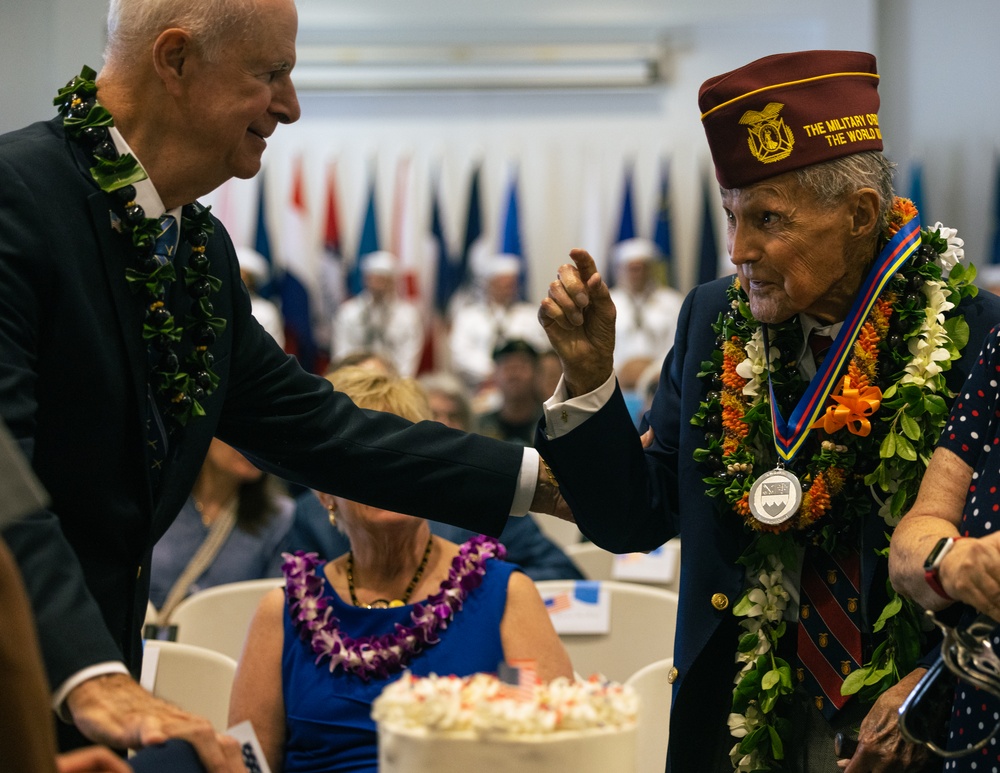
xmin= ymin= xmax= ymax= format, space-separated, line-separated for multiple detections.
xmin=228 ymin=366 xmax=573 ymax=773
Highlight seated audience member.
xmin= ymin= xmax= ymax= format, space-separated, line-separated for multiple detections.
xmin=288 ymin=370 xmax=584 ymax=583
xmin=149 ymin=439 xmax=294 ymax=622
xmin=889 ymin=324 xmax=1000 ymax=762
xmin=230 ymin=367 xmax=572 ymax=773
xmin=235 ymin=246 xmax=285 ymax=349
xmin=332 ymin=251 xmax=423 ymax=377
xmin=607 ymin=237 xmax=683 ymax=374
xmin=449 ymin=254 xmax=550 ymax=393
xmin=475 ymin=339 xmax=545 ymax=447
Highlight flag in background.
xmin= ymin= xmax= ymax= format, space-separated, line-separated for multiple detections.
xmin=990 ymin=155 xmax=1000 ymax=265
xmin=908 ymin=161 xmax=926 ymax=220
xmin=392 ymin=155 xmax=420 ymax=302
xmin=459 ymin=163 xmax=483 ymax=292
xmin=279 ymin=157 xmax=320 ymax=372
xmin=611 ymin=163 xmax=637 ymax=286
xmin=652 ymin=158 xmax=674 ymax=287
xmin=698 ymin=173 xmax=721 ymax=286
xmin=252 ymin=173 xmax=276 ymax=299
xmin=499 ymin=165 xmax=528 ymax=300
xmin=430 ymin=169 xmax=456 ymax=314
xmin=350 ymin=170 xmax=380 ymax=296
xmin=315 ymin=162 xmax=345 ymax=367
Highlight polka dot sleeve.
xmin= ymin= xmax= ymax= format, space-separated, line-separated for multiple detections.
xmin=938 ymin=324 xmax=1000 ymax=467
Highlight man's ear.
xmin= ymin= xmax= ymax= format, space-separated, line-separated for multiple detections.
xmin=152 ymin=28 xmax=192 ymax=96
xmin=850 ymin=188 xmax=881 ymax=239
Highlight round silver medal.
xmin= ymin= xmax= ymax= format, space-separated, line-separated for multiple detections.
xmin=748 ymin=467 xmax=802 ymax=526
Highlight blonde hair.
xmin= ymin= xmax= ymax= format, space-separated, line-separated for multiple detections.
xmin=325 ymin=367 xmax=431 ymax=423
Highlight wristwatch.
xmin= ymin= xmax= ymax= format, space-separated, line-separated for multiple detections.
xmin=923 ymin=536 xmax=962 ymax=600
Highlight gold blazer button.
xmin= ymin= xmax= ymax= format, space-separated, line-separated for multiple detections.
xmin=667 ymin=666 xmax=679 ymax=684
xmin=711 ymin=593 xmax=729 ymax=610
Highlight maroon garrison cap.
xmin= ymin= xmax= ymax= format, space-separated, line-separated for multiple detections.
xmin=699 ymin=50 xmax=882 ymax=189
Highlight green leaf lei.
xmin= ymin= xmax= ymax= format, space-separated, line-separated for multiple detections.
xmin=691 ymin=199 xmax=978 ymax=771
xmin=55 ymin=66 xmax=226 ymax=427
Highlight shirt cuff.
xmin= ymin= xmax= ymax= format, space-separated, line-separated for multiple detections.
xmin=53 ymin=661 xmax=131 ymax=722
xmin=541 ymin=372 xmax=617 ymax=439
xmin=510 ymin=448 xmax=540 ymax=517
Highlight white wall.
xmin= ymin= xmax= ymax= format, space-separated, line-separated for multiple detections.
xmin=7 ymin=0 xmax=997 ymax=305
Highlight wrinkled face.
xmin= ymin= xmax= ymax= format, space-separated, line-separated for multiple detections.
xmin=181 ymin=0 xmax=300 ymax=186
xmin=722 ymin=172 xmax=865 ymax=324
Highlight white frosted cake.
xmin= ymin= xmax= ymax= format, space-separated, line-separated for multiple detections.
xmin=372 ymin=672 xmax=638 ymax=773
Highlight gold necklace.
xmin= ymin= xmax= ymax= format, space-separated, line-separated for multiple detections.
xmin=347 ymin=535 xmax=434 ymax=609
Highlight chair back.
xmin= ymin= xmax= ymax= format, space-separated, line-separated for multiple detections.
xmin=564 ymin=540 xmax=680 ymax=593
xmin=535 ymin=579 xmax=678 ymax=683
xmin=626 ymin=657 xmax=673 ymax=773
xmin=141 ymin=640 xmax=238 ymax=732
xmin=169 ymin=577 xmax=285 ymax=661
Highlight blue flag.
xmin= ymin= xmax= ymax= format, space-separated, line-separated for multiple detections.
xmin=500 ymin=168 xmax=528 ymax=300
xmin=253 ymin=174 xmax=276 ymax=299
xmin=698 ymin=176 xmax=720 ymax=285
xmin=908 ymin=162 xmax=926 ymax=220
xmin=991 ymin=158 xmax=1000 ymax=265
xmin=431 ymin=173 xmax=455 ymax=314
xmin=652 ymin=159 xmax=674 ymax=286
xmin=459 ymin=165 xmax=483 ymax=290
xmin=350 ymin=175 xmax=380 ymax=296
xmin=611 ymin=164 xmax=637 ymax=286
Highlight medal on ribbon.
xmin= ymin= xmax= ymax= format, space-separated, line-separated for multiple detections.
xmin=748 ymin=216 xmax=922 ymax=527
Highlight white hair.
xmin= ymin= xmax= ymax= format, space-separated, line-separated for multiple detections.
xmin=105 ymin=0 xmax=260 ymax=65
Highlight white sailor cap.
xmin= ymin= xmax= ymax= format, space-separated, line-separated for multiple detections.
xmin=361 ymin=250 xmax=399 ymax=276
xmin=613 ymin=237 xmax=662 ymax=267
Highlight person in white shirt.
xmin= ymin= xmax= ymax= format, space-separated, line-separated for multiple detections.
xmin=236 ymin=246 xmax=285 ymax=349
xmin=333 ymin=251 xmax=423 ymax=377
xmin=608 ymin=237 xmax=683 ymax=374
xmin=449 ymin=254 xmax=549 ymax=392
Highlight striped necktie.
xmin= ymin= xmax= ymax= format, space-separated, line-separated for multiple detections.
xmin=796 ymin=545 xmax=864 ymax=719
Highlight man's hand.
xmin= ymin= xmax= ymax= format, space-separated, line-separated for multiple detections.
xmin=55 ymin=746 xmax=133 ymax=773
xmin=839 ymin=668 xmax=932 ymax=772
xmin=67 ymin=674 xmax=244 ymax=773
xmin=538 ymin=249 xmax=616 ymax=397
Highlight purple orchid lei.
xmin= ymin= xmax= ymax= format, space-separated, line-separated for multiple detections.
xmin=282 ymin=535 xmax=506 ymax=681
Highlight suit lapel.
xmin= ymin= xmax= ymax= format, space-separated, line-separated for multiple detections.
xmin=86 ymin=190 xmax=155 ymax=507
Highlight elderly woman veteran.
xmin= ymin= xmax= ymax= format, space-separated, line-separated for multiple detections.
xmin=889 ymin=324 xmax=1000 ymax=767
xmin=229 ymin=366 xmax=572 ymax=773
xmin=534 ymin=50 xmax=1000 ymax=773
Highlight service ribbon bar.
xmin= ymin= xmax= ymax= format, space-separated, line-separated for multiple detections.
xmin=765 ymin=215 xmax=922 ymax=463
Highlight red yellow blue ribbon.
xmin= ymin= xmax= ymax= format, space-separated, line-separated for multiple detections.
xmin=762 ymin=215 xmax=921 ymax=463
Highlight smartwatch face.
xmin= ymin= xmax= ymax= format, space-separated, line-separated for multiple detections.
xmin=924 ymin=537 xmax=954 ymax=571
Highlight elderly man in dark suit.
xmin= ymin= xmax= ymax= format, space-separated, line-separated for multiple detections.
xmin=537 ymin=50 xmax=1000 ymax=772
xmin=0 ymin=0 xmax=560 ymax=769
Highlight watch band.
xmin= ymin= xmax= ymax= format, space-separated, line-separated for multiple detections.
xmin=924 ymin=566 xmax=952 ymax=600
xmin=923 ymin=536 xmax=964 ymax=601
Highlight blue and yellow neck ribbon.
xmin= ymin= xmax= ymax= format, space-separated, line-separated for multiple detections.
xmin=761 ymin=215 xmax=921 ymax=464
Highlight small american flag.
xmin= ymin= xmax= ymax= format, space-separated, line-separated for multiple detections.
xmin=544 ymin=592 xmax=572 ymax=614
xmin=499 ymin=658 xmax=538 ymax=701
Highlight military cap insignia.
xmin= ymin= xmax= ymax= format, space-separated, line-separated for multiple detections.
xmin=739 ymin=102 xmax=794 ymax=164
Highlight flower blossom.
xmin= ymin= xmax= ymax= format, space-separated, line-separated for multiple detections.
xmin=735 ymin=329 xmax=778 ymax=399
xmin=931 ymin=222 xmax=965 ymax=271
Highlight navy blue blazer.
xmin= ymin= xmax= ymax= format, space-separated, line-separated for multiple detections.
xmin=536 ymin=275 xmax=1000 ymax=772
xmin=0 ymin=118 xmax=523 ymax=708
